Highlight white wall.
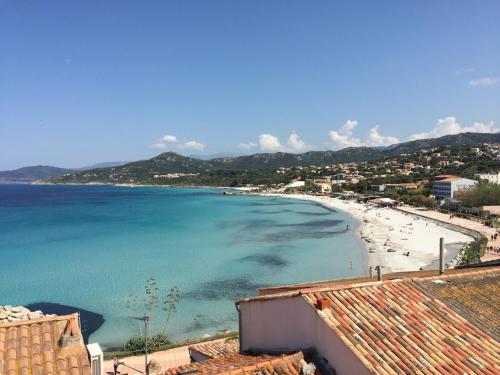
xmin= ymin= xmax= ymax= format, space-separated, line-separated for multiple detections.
xmin=239 ymin=296 xmax=371 ymax=375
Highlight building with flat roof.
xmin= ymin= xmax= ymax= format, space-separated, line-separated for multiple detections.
xmin=311 ymin=179 xmax=332 ymax=194
xmin=475 ymin=171 xmax=500 ymax=184
xmin=432 ymin=177 xmax=477 ymax=199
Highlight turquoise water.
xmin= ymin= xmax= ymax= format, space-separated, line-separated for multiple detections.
xmin=0 ymin=184 xmax=366 ymax=348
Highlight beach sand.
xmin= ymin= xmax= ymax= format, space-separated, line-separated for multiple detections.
xmin=263 ymin=194 xmax=474 ymax=273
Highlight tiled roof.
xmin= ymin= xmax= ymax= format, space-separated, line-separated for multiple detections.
xmin=189 ymin=338 xmax=239 ymax=359
xmin=255 ymin=266 xmax=500 ymax=297
xmin=304 ymin=275 xmax=500 ymax=375
xmin=415 ymin=270 xmax=500 ymax=341
xmin=0 ymin=314 xmax=91 ymax=375
xmin=165 ymin=352 xmax=314 ymax=375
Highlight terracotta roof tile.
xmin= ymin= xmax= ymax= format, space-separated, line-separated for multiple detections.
xmin=0 ymin=314 xmax=91 ymax=375
xmin=164 ymin=351 xmax=318 ymax=375
xmin=189 ymin=338 xmax=239 ymax=360
xmin=414 ymin=271 xmax=500 ymax=341
xmin=303 ymin=275 xmax=500 ymax=375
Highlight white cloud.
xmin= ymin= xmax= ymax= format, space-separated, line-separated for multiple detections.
xmin=238 ymin=142 xmax=258 ymax=151
xmin=179 ymin=140 xmax=205 ymax=151
xmin=151 ymin=134 xmax=204 ymax=151
xmin=408 ymin=116 xmax=499 ymax=141
xmin=286 ymin=131 xmax=307 ymax=152
xmin=328 ymin=120 xmax=399 ymax=149
xmin=469 ymin=77 xmax=500 ymax=87
xmin=328 ymin=120 xmax=363 ymax=149
xmin=162 ymin=134 xmax=177 ymax=143
xmin=251 ymin=132 xmax=310 ymax=153
xmin=259 ymin=134 xmax=284 ymax=152
xmin=366 ymin=125 xmax=399 ymax=146
xmin=151 ymin=142 xmax=166 ymax=149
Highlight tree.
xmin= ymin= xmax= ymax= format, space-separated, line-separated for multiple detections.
xmin=127 ymin=277 xmax=181 ymax=338
xmin=455 ymin=181 xmax=500 ymax=207
xmin=161 ymin=287 xmax=180 ymax=336
xmin=144 ymin=277 xmax=159 ymax=336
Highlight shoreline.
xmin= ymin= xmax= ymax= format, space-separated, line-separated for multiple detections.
xmin=26 ymin=183 xmax=477 ymax=273
xmin=258 ymin=193 xmax=475 ymax=273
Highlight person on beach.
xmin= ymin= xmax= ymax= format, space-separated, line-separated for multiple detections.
xmin=113 ymin=357 xmax=121 ymax=375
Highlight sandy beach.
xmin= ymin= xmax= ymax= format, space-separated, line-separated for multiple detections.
xmin=262 ymin=193 xmax=475 ymax=273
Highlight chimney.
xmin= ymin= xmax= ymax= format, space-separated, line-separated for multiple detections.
xmin=376 ymin=265 xmax=382 ymax=281
xmin=439 ymin=237 xmax=445 ymax=275
xmin=315 ymin=297 xmax=331 ymax=311
xmin=369 ymin=266 xmax=373 ymax=278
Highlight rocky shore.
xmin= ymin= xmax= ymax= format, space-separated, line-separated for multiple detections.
xmin=0 ymin=305 xmax=55 ymax=323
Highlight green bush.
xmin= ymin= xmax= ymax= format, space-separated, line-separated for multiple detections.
xmin=458 ymin=237 xmax=488 ymax=266
xmin=120 ymin=334 xmax=171 ymax=354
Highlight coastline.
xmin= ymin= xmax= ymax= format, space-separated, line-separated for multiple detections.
xmin=258 ymin=193 xmax=475 ymax=273
xmin=29 ymin=182 xmax=477 ymax=273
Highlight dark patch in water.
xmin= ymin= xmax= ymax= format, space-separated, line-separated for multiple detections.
xmin=245 ymin=200 xmax=303 ymax=207
xmin=264 ymin=228 xmax=348 ymax=242
xmin=181 ymin=313 xmax=236 ymax=334
xmin=217 ymin=219 xmax=275 ymax=230
xmin=224 ymin=218 xmax=346 ymax=246
xmin=249 ymin=209 xmax=332 ymax=216
xmin=275 ymin=219 xmax=343 ymax=228
xmin=183 ymin=278 xmax=268 ymax=301
xmin=240 ymin=254 xmax=289 ymax=268
xmin=25 ymin=302 xmax=104 ymax=344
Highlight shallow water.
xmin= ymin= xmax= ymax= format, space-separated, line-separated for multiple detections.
xmin=0 ymin=184 xmax=366 ymax=348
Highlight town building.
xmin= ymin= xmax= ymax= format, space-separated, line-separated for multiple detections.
xmin=167 ymin=351 xmax=324 ymax=375
xmin=370 ymin=184 xmax=385 ymax=194
xmin=475 ymin=171 xmax=500 ymax=184
xmin=189 ymin=338 xmax=239 ymax=362
xmin=284 ymin=180 xmax=306 ymax=189
xmin=236 ymin=267 xmax=500 ymax=375
xmin=312 ymin=179 xmax=332 ymax=194
xmin=431 ymin=176 xmax=477 ymax=199
xmin=0 ymin=313 xmax=103 ymax=375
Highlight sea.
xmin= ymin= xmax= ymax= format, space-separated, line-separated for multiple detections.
xmin=0 ymin=184 xmax=366 ymax=349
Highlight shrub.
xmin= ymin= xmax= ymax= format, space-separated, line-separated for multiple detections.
xmin=120 ymin=334 xmax=171 ymax=354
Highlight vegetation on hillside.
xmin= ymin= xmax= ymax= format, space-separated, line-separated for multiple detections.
xmin=49 ymin=132 xmax=500 ymax=185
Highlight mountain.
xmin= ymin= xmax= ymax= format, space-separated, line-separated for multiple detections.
xmin=188 ymin=152 xmax=240 ymax=160
xmin=0 ymin=161 xmax=128 ymax=183
xmin=384 ymin=132 xmax=500 ymax=155
xmin=79 ymin=161 xmax=128 ymax=170
xmin=50 ymin=132 xmax=500 ymax=184
xmin=0 ymin=165 xmax=74 ymax=183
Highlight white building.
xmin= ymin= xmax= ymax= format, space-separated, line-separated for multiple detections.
xmin=312 ymin=178 xmax=332 ymax=194
xmin=284 ymin=180 xmax=306 ymax=189
xmin=475 ymin=171 xmax=500 ymax=184
xmin=432 ymin=177 xmax=477 ymax=199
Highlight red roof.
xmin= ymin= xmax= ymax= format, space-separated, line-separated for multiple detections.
xmin=0 ymin=314 xmax=91 ymax=375
xmin=165 ymin=351 xmax=317 ymax=375
xmin=189 ymin=338 xmax=239 ymax=359
xmin=303 ymin=273 xmax=500 ymax=374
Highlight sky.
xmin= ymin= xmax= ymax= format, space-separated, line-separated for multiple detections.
xmin=1 ymin=1 xmax=500 ymax=169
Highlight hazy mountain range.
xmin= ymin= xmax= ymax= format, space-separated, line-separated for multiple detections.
xmin=2 ymin=132 xmax=498 ymax=184
xmin=0 ymin=162 xmax=127 ymax=183
xmin=44 ymin=132 xmax=500 ymax=184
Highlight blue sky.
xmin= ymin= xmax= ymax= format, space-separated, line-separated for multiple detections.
xmin=1 ymin=1 xmax=499 ymax=169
